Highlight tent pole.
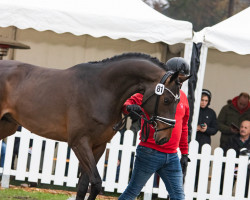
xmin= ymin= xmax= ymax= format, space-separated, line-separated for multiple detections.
xmin=182 ymin=42 xmax=193 ymax=95
xmin=191 ymin=45 xmax=208 ymax=141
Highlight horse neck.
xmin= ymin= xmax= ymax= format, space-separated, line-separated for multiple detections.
xmin=100 ymin=60 xmax=165 ymax=108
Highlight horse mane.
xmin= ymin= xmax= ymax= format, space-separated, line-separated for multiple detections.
xmin=88 ymin=52 xmax=166 ymax=70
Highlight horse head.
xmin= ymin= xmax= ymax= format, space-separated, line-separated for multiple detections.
xmin=142 ymin=71 xmax=190 ymax=145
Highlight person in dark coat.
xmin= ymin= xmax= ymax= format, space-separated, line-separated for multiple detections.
xmin=196 ymin=89 xmax=218 ymax=153
xmin=195 ymin=89 xmax=218 ymax=191
xmin=225 ymin=120 xmax=250 ymax=156
xmin=223 ymin=120 xmax=250 ymax=197
xmin=218 ymin=92 xmax=250 ymax=152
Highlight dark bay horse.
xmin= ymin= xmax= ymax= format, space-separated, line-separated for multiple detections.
xmin=0 ymin=53 xmax=189 ymax=200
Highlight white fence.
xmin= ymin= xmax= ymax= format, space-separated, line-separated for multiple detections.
xmin=0 ymin=128 xmax=249 ymax=200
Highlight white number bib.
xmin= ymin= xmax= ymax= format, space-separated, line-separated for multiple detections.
xmin=155 ymin=83 xmax=164 ymax=95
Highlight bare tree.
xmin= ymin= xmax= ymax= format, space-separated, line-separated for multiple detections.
xmin=228 ymin=0 xmax=235 ymax=17
xmin=161 ymin=0 xmax=249 ymax=31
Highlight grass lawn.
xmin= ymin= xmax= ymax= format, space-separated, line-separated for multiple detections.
xmin=0 ymin=188 xmax=70 ymax=200
xmin=0 ymin=179 xmax=119 ymax=200
xmin=0 ymin=187 xmax=119 ymax=200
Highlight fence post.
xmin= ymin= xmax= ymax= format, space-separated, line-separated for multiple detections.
xmin=15 ymin=129 xmax=31 ymax=181
xmin=28 ymin=134 xmax=43 ymax=183
xmin=104 ymin=133 xmax=120 ymax=192
xmin=184 ymin=140 xmax=199 ymax=200
xmin=158 ymin=178 xmax=169 ymax=198
xmin=117 ymin=130 xmax=134 ymax=193
xmin=235 ymin=155 xmax=248 ymax=199
xmin=222 ymin=149 xmax=236 ymax=198
xmin=41 ymin=139 xmax=56 ymax=184
xmin=143 ymin=175 xmax=154 ymax=200
xmin=66 ymin=149 xmax=79 ymax=187
xmin=54 ymin=142 xmax=68 ymax=185
xmin=97 ymin=149 xmax=106 ymax=182
xmin=197 ymin=144 xmax=211 ymax=200
xmin=210 ymin=147 xmax=223 ymax=199
xmin=1 ymin=135 xmax=15 ymax=188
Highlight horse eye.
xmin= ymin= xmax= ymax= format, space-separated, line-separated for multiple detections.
xmin=164 ymin=98 xmax=170 ymax=104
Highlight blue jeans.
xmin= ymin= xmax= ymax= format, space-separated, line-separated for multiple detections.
xmin=1 ymin=141 xmax=6 ymax=168
xmin=119 ymin=146 xmax=184 ymax=200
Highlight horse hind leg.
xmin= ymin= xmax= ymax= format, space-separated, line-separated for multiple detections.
xmin=0 ymin=115 xmax=19 ymax=140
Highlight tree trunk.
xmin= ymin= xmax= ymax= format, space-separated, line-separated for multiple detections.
xmin=228 ymin=0 xmax=234 ymax=17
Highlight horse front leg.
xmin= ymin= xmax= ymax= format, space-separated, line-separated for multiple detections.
xmin=76 ymin=169 xmax=89 ymax=200
xmin=76 ymin=143 xmax=107 ymax=200
xmin=71 ymin=137 xmax=102 ymax=200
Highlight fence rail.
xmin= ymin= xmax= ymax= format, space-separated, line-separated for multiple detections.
xmin=0 ymin=128 xmax=249 ymax=200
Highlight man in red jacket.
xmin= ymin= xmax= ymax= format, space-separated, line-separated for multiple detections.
xmin=119 ymin=57 xmax=190 ymax=200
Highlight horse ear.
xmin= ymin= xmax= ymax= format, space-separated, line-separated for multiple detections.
xmin=179 ymin=74 xmax=192 ymax=83
xmin=169 ymin=71 xmax=179 ymax=83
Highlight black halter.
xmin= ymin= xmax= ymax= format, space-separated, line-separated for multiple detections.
xmin=142 ymin=72 xmax=174 ymax=120
xmin=139 ymin=71 xmax=179 ymax=142
xmin=113 ymin=71 xmax=180 ymax=142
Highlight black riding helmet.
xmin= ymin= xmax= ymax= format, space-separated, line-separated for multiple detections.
xmin=202 ymin=89 xmax=212 ymax=106
xmin=165 ymin=57 xmax=190 ymax=76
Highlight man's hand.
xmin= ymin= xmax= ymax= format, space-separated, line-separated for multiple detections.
xmin=180 ymin=154 xmax=190 ymax=176
xmin=230 ymin=127 xmax=239 ymax=133
xmin=230 ymin=123 xmax=239 ymax=133
xmin=126 ymin=105 xmax=142 ymax=114
xmin=126 ymin=105 xmax=142 ymax=121
xmin=197 ymin=123 xmax=207 ymax=132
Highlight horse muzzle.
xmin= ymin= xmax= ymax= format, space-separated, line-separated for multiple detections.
xmin=152 ymin=116 xmax=175 ymax=145
xmin=153 ymin=131 xmax=170 ymax=145
xmin=155 ymin=137 xmax=169 ymax=145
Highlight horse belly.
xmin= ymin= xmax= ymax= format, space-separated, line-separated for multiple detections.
xmin=15 ymin=112 xmax=68 ymax=142
xmin=25 ymin=124 xmax=68 ymax=142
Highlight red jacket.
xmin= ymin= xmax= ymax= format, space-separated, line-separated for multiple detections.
xmin=123 ymin=90 xmax=189 ymax=154
xmin=232 ymin=96 xmax=250 ymax=114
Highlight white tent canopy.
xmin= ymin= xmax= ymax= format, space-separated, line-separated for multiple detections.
xmin=0 ymin=0 xmax=192 ymax=45
xmin=194 ymin=7 xmax=250 ymax=55
xmin=191 ymin=7 xmax=250 ymax=142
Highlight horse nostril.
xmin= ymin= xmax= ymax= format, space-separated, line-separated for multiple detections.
xmin=156 ymin=138 xmax=169 ymax=145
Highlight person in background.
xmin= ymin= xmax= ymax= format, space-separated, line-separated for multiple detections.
xmin=224 ymin=120 xmax=250 ymax=197
xmin=195 ymin=89 xmax=218 ymax=191
xmin=118 ymin=57 xmax=190 ymax=200
xmin=218 ymin=92 xmax=250 ymax=152
xmin=196 ymin=89 xmax=218 ymax=153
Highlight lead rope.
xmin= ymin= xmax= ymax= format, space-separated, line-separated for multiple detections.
xmin=113 ymin=110 xmax=153 ymax=142
xmin=113 ymin=115 xmax=129 ymax=132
